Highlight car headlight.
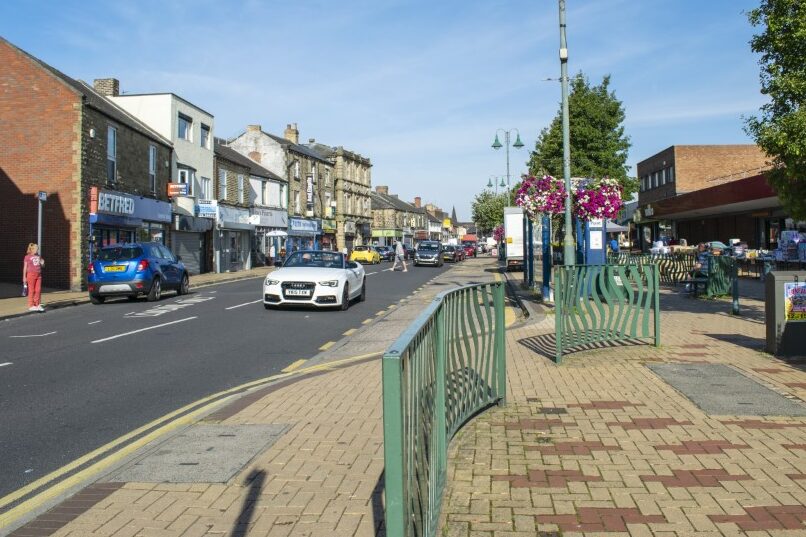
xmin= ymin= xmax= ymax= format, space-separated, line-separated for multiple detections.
xmin=265 ymin=279 xmax=280 ymax=286
xmin=318 ymin=280 xmax=339 ymax=287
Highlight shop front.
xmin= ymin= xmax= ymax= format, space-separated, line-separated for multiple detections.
xmin=321 ymin=219 xmax=337 ymax=251
xmin=216 ymin=204 xmax=254 ymax=273
xmin=172 ymin=214 xmax=213 ymax=275
xmin=250 ymin=207 xmax=287 ymax=266
xmin=343 ymin=220 xmax=356 ymax=252
xmin=371 ymin=228 xmax=402 ymax=247
xmin=89 ymin=187 xmax=172 ymax=259
xmin=287 ymin=217 xmax=321 ymax=254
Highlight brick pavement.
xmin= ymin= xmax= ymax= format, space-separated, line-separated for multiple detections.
xmin=8 ymin=258 xmax=508 ymax=537
xmin=441 ymin=284 xmax=806 ymax=536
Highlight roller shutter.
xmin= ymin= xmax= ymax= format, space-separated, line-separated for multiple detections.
xmin=171 ymin=231 xmax=203 ymax=275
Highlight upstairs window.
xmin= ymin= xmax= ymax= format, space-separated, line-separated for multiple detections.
xmin=218 ymin=169 xmax=227 ymax=200
xmin=200 ymin=124 xmax=211 ymax=149
xmin=107 ymin=126 xmax=117 ymax=183
xmin=148 ymin=145 xmax=157 ymax=192
xmin=178 ymin=114 xmax=192 ymax=141
xmin=293 ymin=160 xmax=300 ymax=180
xmin=237 ymin=174 xmax=245 ymax=204
xmin=325 ymin=169 xmax=330 ymax=186
xmin=178 ymin=168 xmax=193 ymax=196
xmin=200 ymin=176 xmax=211 ymax=200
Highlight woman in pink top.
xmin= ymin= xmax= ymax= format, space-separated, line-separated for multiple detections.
xmin=22 ymin=243 xmax=45 ymax=312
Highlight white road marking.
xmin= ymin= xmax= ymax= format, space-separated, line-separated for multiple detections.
xmin=87 ymin=320 xmax=102 ymax=325
xmin=0 ymin=362 xmax=12 ymax=367
xmin=225 ymin=299 xmax=262 ymax=310
xmin=126 ymin=296 xmax=215 ymax=318
xmin=366 ymin=272 xmax=378 ymax=276
xmin=382 ymin=268 xmax=394 ymax=272
xmin=91 ymin=317 xmax=197 ymax=344
xmin=9 ymin=331 xmax=57 ymax=338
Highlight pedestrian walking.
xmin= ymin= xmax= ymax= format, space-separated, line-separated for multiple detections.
xmin=269 ymin=243 xmax=276 ymax=266
xmin=392 ymin=240 xmax=408 ymax=272
xmin=22 ymin=242 xmax=45 ymax=312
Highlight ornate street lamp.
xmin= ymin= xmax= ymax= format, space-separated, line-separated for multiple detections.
xmin=491 ymin=129 xmax=524 ymax=205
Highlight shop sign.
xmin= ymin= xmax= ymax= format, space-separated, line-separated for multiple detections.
xmin=322 ymin=219 xmax=337 ymax=233
xmin=219 ymin=204 xmax=253 ymax=229
xmin=167 ymin=183 xmax=188 ymax=197
xmin=196 ymin=199 xmax=218 ymax=218
xmin=306 ymin=174 xmax=314 ymax=211
xmin=415 ymin=230 xmax=429 ymax=240
xmin=443 ymin=218 xmax=452 ymax=228
xmin=372 ymin=229 xmax=399 ymax=238
xmin=589 ymin=218 xmax=603 ymax=228
xmin=289 ymin=217 xmax=321 ymax=233
xmin=644 ymin=205 xmax=654 ymax=217
xmin=89 ymin=186 xmax=171 ymax=223
xmin=249 ymin=207 xmax=287 ymax=228
xmin=175 ymin=214 xmax=213 ymax=233
xmin=344 ymin=221 xmax=356 ymax=234
xmin=784 ymin=282 xmax=806 ymax=322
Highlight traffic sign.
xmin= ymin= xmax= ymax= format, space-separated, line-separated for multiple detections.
xmin=37 ymin=191 xmax=48 ymax=202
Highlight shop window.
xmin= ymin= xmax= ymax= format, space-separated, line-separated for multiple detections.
xmin=148 ymin=145 xmax=157 ymax=193
xmin=218 ymin=169 xmax=227 ymax=200
xmin=178 ymin=114 xmax=192 ymax=141
xmin=107 ymin=126 xmax=117 ymax=183
xmin=200 ymin=124 xmax=211 ymax=149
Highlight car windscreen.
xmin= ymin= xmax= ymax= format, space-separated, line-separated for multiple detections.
xmin=284 ymin=251 xmax=344 ymax=269
xmin=97 ymin=247 xmax=143 ymax=261
xmin=445 ymin=246 xmax=455 ymax=252
xmin=418 ymin=243 xmax=439 ymax=251
xmin=354 ymin=246 xmax=369 ymax=251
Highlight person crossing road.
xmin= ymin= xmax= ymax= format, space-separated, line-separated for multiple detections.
xmin=392 ymin=240 xmax=408 ymax=272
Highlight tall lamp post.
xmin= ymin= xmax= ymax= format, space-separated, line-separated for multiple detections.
xmin=491 ymin=129 xmax=524 ymax=205
xmin=486 ymin=175 xmax=507 ymax=196
xmin=559 ymin=0 xmax=574 ymax=266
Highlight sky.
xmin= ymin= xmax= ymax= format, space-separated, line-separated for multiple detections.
xmin=1 ymin=0 xmax=766 ymax=221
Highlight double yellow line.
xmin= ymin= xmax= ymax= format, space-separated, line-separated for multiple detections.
xmin=0 ymin=351 xmax=381 ymax=530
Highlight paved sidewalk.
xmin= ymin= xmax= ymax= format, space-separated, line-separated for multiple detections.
xmin=6 ymin=259 xmax=509 ymax=537
xmin=0 ymin=267 xmax=275 ymax=321
xmin=441 ymin=282 xmax=806 ymax=536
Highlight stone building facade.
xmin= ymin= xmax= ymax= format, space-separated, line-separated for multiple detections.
xmin=0 ymin=38 xmax=172 ymax=290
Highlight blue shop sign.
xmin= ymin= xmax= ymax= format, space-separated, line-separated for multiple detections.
xmin=89 ymin=187 xmax=172 ymax=226
xmin=289 ymin=217 xmax=321 ymax=236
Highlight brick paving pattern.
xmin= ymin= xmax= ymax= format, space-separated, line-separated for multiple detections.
xmin=441 ymin=283 xmax=806 ymax=536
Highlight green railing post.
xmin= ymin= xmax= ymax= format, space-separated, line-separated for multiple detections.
xmin=382 ymin=353 xmax=405 ymax=537
xmin=555 ymin=268 xmax=563 ymax=364
xmin=731 ymin=260 xmax=740 ymax=315
xmin=493 ymin=282 xmax=507 ymax=405
xmin=653 ymin=264 xmax=661 ymax=347
xmin=434 ymin=302 xmax=448 ymax=486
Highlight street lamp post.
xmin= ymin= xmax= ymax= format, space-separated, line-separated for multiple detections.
xmin=491 ymin=129 xmax=524 ymax=205
xmin=559 ymin=0 xmax=574 ymax=266
xmin=487 ymin=176 xmax=507 ymax=196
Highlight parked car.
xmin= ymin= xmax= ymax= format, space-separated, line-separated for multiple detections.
xmin=404 ymin=245 xmax=416 ymax=260
xmin=462 ymin=243 xmax=476 ymax=258
xmin=350 ymin=245 xmax=381 ymax=264
xmin=263 ymin=250 xmax=365 ymax=310
xmin=442 ymin=245 xmax=460 ymax=263
xmin=414 ymin=241 xmax=443 ymax=267
xmin=375 ymin=245 xmax=395 ymax=262
xmin=87 ymin=242 xmax=189 ymax=304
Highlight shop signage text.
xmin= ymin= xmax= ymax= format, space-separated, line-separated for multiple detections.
xmin=98 ymin=191 xmax=135 ymax=215
xmin=344 ymin=221 xmax=356 ymax=234
xmin=168 ymin=183 xmax=189 ymax=197
xmin=289 ymin=217 xmax=321 ymax=233
xmin=196 ymin=200 xmax=218 ymax=218
xmin=249 ymin=207 xmax=287 ymax=228
xmin=89 ymin=186 xmax=171 ymax=223
xmin=322 ymin=219 xmax=337 ymax=233
xmin=785 ymin=282 xmax=806 ymax=322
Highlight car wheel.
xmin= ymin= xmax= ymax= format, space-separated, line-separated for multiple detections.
xmin=178 ymin=274 xmax=190 ymax=295
xmin=90 ymin=294 xmax=105 ymax=305
xmin=147 ymin=277 xmax=162 ymax=302
xmin=360 ymin=278 xmax=366 ymax=302
xmin=341 ymin=285 xmax=350 ymax=311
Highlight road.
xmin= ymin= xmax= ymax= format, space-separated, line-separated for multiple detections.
xmin=0 ymin=261 xmax=450 ymax=498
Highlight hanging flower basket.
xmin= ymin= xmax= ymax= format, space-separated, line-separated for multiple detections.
xmin=493 ymin=224 xmax=505 ymax=242
xmin=573 ymin=176 xmax=623 ymax=221
xmin=515 ymin=175 xmax=567 ymax=218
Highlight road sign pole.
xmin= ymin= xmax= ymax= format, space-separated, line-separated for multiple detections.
xmin=37 ymin=191 xmax=47 ymax=256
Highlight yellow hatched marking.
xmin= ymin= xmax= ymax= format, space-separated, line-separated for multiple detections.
xmin=281 ymin=359 xmax=307 ymax=373
xmin=375 ymin=310 xmax=386 ymax=316
xmin=362 ymin=318 xmax=374 ymax=325
xmin=319 ymin=341 xmax=336 ymax=351
xmin=343 ymin=328 xmax=358 ymax=336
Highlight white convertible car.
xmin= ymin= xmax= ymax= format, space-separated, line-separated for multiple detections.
xmin=263 ymin=250 xmax=366 ymax=310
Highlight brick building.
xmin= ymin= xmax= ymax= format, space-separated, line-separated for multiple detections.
xmin=634 ymin=145 xmax=784 ymax=250
xmin=369 ymin=186 xmax=425 ymax=246
xmin=0 ymin=38 xmax=172 ymax=290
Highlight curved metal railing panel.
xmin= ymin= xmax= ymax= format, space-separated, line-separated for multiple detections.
xmin=383 ymin=281 xmax=506 ymax=537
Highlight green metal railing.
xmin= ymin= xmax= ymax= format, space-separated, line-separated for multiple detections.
xmin=383 ymin=282 xmax=506 ymax=537
xmin=608 ymin=252 xmax=696 ymax=285
xmin=555 ymin=264 xmax=660 ymax=363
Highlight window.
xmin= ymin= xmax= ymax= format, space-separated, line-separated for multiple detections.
xmin=178 ymin=114 xmax=192 ymax=141
xmin=652 ymin=172 xmax=659 ymax=188
xmin=107 ymin=126 xmax=117 ymax=183
xmin=294 ymin=191 xmax=301 ymax=213
xmin=218 ymin=169 xmax=227 ymax=200
xmin=669 ymin=165 xmax=675 ymax=183
xmin=200 ymin=124 xmax=210 ymax=149
xmin=148 ymin=145 xmax=157 ymax=193
xmin=237 ymin=174 xmax=245 ymax=204
xmin=200 ymin=176 xmax=211 ymax=200
xmin=325 ymin=192 xmax=332 ymax=217
xmin=293 ymin=160 xmax=300 ymax=180
xmin=661 ymin=169 xmax=667 ymax=185
xmin=280 ymin=183 xmax=288 ymax=208
xmin=311 ymin=163 xmax=317 ymax=183
xmin=178 ymin=168 xmax=192 ymax=196
xmin=325 ymin=169 xmax=330 ymax=186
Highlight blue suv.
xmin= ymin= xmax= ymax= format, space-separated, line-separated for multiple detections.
xmin=87 ymin=242 xmax=189 ymax=304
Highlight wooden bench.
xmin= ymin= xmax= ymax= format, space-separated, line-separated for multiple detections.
xmin=679 ymin=277 xmax=708 ymax=298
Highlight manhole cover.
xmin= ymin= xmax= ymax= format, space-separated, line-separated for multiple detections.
xmin=648 ymin=363 xmax=806 ymax=417
xmin=107 ymin=424 xmax=289 ymax=483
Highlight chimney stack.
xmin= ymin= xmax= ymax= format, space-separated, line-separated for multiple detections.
xmin=284 ymin=123 xmax=299 ymax=144
xmin=375 ymin=185 xmax=389 ymax=195
xmin=414 ymin=197 xmax=422 ymax=208
xmin=308 ymin=138 xmax=315 ymax=144
xmin=93 ymin=78 xmax=119 ymax=97
xmin=247 ymin=124 xmax=262 ymax=132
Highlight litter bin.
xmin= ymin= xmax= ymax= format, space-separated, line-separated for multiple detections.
xmin=765 ymin=270 xmax=806 ymax=357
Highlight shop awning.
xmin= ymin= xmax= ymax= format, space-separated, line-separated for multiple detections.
xmin=267 ymin=230 xmax=288 ymax=237
xmin=605 ymin=221 xmax=628 ymax=232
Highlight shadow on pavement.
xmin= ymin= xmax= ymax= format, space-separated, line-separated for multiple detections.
xmin=703 ymin=333 xmax=765 ymax=352
xmin=517 ymin=333 xmax=652 ymax=362
xmin=372 ymin=470 xmax=386 ymax=536
xmin=230 ymin=469 xmax=265 ymax=537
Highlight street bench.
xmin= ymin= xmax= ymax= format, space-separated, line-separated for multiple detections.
xmin=680 ymin=277 xmax=708 ymax=298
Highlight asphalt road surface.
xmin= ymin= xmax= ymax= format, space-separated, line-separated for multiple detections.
xmin=0 ymin=261 xmax=451 ymax=498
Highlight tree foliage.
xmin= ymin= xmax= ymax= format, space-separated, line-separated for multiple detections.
xmin=745 ymin=0 xmax=806 ymax=219
xmin=471 ymin=190 xmax=508 ymax=234
xmin=528 ymin=73 xmax=637 ymax=199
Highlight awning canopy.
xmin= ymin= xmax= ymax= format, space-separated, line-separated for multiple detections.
xmin=267 ymin=230 xmax=288 ymax=237
xmin=605 ymin=221 xmax=629 ymax=232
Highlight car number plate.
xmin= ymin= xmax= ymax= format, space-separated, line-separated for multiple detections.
xmin=286 ymin=289 xmax=311 ymax=296
xmin=104 ymin=265 xmax=126 ymax=272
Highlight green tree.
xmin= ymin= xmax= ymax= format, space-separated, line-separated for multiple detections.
xmin=471 ymin=190 xmax=508 ymax=234
xmin=528 ymin=73 xmax=637 ymax=199
xmin=745 ymin=0 xmax=806 ymax=219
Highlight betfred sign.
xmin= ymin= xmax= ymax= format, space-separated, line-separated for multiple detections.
xmin=168 ymin=183 xmax=189 ymax=197
xmin=97 ymin=190 xmax=135 ymax=215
